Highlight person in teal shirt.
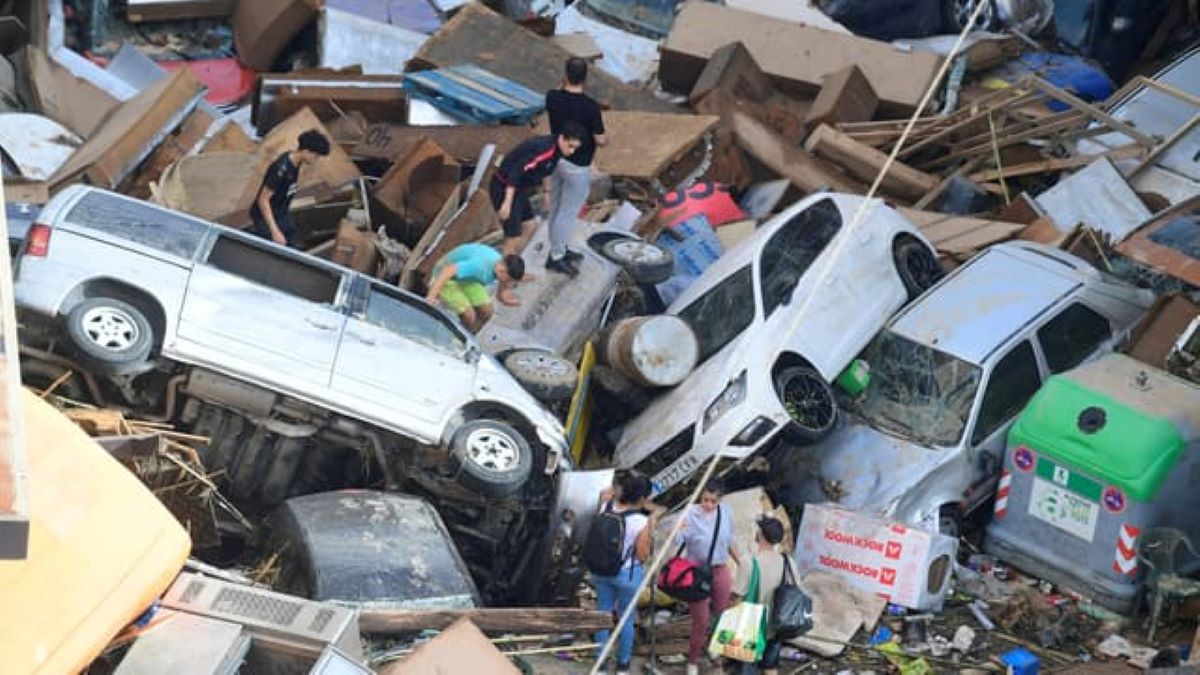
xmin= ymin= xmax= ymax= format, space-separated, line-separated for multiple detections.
xmin=425 ymin=243 xmax=525 ymax=332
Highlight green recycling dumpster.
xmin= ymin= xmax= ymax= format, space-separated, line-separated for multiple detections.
xmin=984 ymin=353 xmax=1200 ymax=614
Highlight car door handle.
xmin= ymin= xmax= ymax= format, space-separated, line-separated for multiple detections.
xmin=305 ymin=318 xmax=338 ymax=331
xmin=348 ymin=332 xmax=375 ymax=346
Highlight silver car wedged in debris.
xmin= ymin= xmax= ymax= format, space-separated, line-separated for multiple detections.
xmin=780 ymin=242 xmax=1153 ymax=535
xmin=13 ymin=185 xmax=599 ymax=603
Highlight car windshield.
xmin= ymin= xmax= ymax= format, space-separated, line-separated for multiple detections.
xmin=857 ymin=331 xmax=982 ymax=447
xmin=675 ymin=265 xmax=755 ymax=366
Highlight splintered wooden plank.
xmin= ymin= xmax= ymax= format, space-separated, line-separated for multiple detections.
xmin=730 ymin=111 xmax=863 ymax=195
xmin=411 ymin=2 xmax=675 ymax=113
xmin=899 ymin=208 xmax=1025 ymax=258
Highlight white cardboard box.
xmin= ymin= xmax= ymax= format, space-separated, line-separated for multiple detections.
xmin=794 ymin=503 xmax=957 ymax=611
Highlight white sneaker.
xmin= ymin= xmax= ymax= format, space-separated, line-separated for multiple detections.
xmin=686 ymin=665 xmax=700 ymax=675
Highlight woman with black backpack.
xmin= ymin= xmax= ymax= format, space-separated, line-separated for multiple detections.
xmin=587 ymin=473 xmax=657 ymax=675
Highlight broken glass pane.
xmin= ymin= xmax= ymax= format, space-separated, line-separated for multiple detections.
xmin=857 ymin=331 xmax=981 ymax=447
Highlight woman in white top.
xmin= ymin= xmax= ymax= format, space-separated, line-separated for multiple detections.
xmin=593 ymin=473 xmax=657 ymax=675
xmin=676 ymin=479 xmax=740 ymax=675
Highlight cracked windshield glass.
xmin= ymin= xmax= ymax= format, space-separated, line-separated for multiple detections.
xmin=857 ymin=331 xmax=981 ymax=447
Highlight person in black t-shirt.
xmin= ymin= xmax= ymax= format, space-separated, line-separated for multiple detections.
xmin=249 ymin=129 xmax=331 ymax=247
xmin=488 ymin=123 xmax=585 ymax=304
xmin=544 ymin=58 xmax=607 ymax=277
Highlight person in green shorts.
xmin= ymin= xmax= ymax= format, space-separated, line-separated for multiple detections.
xmin=425 ymin=243 xmax=526 ymax=333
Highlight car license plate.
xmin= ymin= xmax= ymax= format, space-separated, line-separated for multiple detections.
xmin=1029 ymin=477 xmax=1099 ymax=542
xmin=655 ymin=454 xmax=701 ymax=490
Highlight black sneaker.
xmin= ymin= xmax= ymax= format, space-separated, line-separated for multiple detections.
xmin=564 ymin=248 xmax=584 ymax=264
xmin=546 ymin=255 xmax=579 ymax=277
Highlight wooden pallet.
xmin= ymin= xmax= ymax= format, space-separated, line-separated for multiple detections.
xmin=402 ymin=65 xmax=544 ymax=124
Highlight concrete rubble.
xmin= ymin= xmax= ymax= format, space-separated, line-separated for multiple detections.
xmin=1 ymin=0 xmax=1200 ymax=673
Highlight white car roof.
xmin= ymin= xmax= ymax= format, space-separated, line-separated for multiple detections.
xmin=888 ymin=243 xmax=1088 ymax=364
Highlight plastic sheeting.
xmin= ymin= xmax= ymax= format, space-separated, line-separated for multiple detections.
xmin=554 ymin=4 xmax=660 ymax=84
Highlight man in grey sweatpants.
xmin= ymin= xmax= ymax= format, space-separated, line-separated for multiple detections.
xmin=544 ymin=57 xmax=607 ymax=277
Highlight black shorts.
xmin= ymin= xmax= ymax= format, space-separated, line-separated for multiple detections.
xmin=489 ymin=176 xmax=533 ymax=238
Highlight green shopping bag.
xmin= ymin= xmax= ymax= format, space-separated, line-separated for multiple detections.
xmin=707 ymin=560 xmax=767 ymax=663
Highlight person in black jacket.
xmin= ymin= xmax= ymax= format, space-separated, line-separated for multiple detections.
xmin=544 ymin=57 xmax=607 ymax=277
xmin=488 ymin=122 xmax=585 ymax=303
xmin=249 ymin=130 xmax=330 ymax=247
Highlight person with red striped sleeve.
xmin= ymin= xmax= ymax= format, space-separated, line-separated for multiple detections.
xmin=488 ymin=121 xmax=586 ymax=305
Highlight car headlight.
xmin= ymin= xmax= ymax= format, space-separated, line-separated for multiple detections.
xmin=703 ymin=370 xmax=747 ymax=432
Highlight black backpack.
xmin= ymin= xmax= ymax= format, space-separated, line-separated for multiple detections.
xmin=583 ymin=503 xmax=644 ymax=577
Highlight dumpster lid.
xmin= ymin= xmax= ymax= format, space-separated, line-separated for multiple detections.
xmin=1010 ymin=354 xmax=1200 ymax=502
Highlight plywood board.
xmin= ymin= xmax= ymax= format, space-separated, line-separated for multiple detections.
xmin=898 ymin=207 xmax=1025 ymax=258
xmin=50 ymin=68 xmax=205 ymax=190
xmin=1035 ymin=157 xmax=1152 ymax=241
xmin=536 ymin=111 xmax=718 ymax=180
xmin=660 ymin=1 xmax=941 ymax=113
xmin=411 ymin=2 xmax=674 ymax=113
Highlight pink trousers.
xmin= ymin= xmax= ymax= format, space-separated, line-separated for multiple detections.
xmin=687 ymin=564 xmax=733 ymax=664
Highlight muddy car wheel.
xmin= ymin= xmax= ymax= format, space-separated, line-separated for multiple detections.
xmin=503 ymin=350 xmax=578 ymax=403
xmin=449 ymin=420 xmax=533 ymax=497
xmin=894 ymin=238 xmax=943 ymax=301
xmin=775 ymin=366 xmax=838 ymax=444
xmin=65 ymin=297 xmax=153 ymax=372
xmin=942 ymin=0 xmax=996 ymax=31
xmin=600 ymin=238 xmax=675 ymax=285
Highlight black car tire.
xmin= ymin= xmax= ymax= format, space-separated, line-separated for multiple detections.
xmin=65 ymin=297 xmax=154 ymax=373
xmin=942 ymin=0 xmax=996 ymax=31
xmin=600 ymin=238 xmax=675 ymax=286
xmin=894 ymin=237 xmax=944 ymax=301
xmin=503 ymin=350 xmax=578 ymax=403
xmin=775 ymin=365 xmax=838 ymax=444
xmin=448 ymin=419 xmax=534 ymax=498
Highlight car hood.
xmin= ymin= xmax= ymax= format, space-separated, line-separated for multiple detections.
xmin=782 ymin=421 xmax=950 ymax=520
xmin=614 ymin=329 xmax=749 ymax=467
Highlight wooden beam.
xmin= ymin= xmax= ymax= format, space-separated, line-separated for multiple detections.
xmin=359 ymin=608 xmax=614 ymax=635
xmin=804 ymin=123 xmax=937 ymax=199
xmin=1129 ymin=112 xmax=1200 ymax=179
xmin=1129 ymin=75 xmax=1200 ymax=109
xmin=730 ymin=112 xmax=863 ymax=194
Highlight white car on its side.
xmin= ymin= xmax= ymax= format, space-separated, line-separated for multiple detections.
xmin=613 ymin=193 xmax=942 ymax=496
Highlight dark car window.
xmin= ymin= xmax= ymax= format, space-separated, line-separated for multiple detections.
xmin=759 ymin=198 xmax=842 ymax=317
xmin=207 ymin=235 xmax=342 ymax=305
xmin=67 ymin=191 xmax=208 ymax=259
xmin=1037 ymin=302 xmax=1112 ymax=373
xmin=676 ymin=266 xmax=755 ymax=365
xmin=971 ymin=341 xmax=1041 ymax=445
xmin=364 ymin=286 xmax=466 ymax=355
